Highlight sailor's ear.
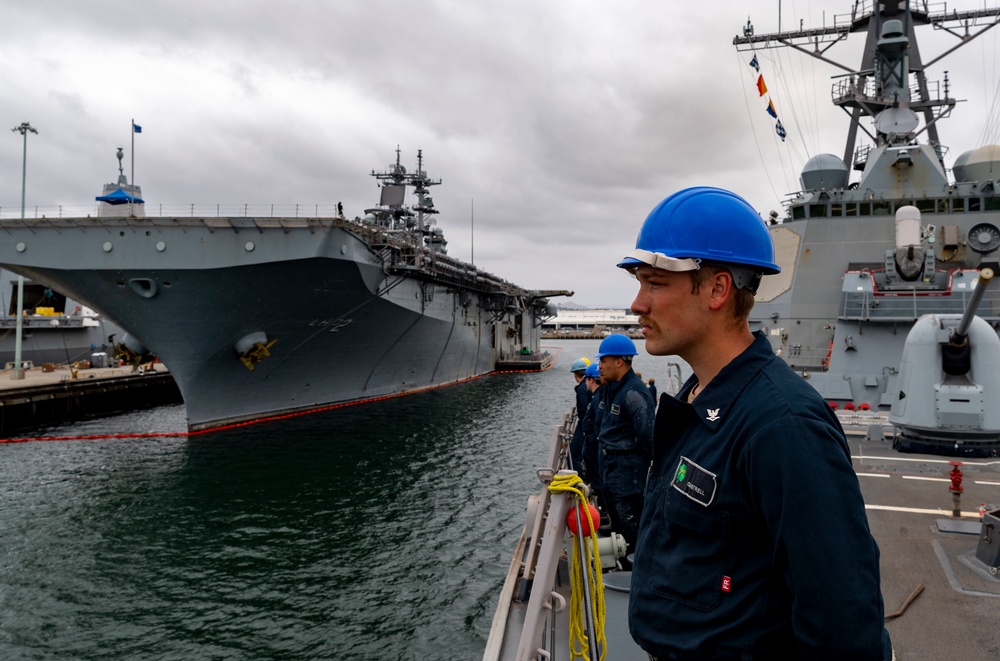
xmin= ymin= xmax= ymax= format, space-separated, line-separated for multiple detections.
xmin=706 ymin=270 xmax=735 ymax=311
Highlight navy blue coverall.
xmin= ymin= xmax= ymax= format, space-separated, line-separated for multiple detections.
xmin=579 ymin=385 xmax=604 ymax=490
xmin=629 ymin=333 xmax=890 ymax=660
xmin=569 ymin=379 xmax=592 ymax=475
xmin=596 ymin=367 xmax=654 ymax=550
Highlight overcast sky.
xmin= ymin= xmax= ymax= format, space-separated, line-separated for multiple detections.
xmin=3 ymin=1 xmax=998 ymax=307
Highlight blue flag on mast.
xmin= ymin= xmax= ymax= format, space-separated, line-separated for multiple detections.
xmin=133 ymin=122 xmax=142 ymax=133
xmin=749 ymin=54 xmax=760 ymax=72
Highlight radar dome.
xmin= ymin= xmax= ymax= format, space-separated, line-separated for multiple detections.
xmin=800 ymin=154 xmax=849 ymax=191
xmin=954 ymin=145 xmax=1000 ymax=183
xmin=952 ymin=149 xmax=974 ymax=183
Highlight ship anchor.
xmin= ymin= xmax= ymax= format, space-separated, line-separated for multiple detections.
xmin=234 ymin=331 xmax=278 ymax=371
xmin=239 ymin=338 xmax=278 ymax=371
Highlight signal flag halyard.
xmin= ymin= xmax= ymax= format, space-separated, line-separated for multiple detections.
xmin=748 ymin=53 xmax=788 ymax=141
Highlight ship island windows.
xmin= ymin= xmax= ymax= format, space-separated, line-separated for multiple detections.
xmin=790 ymin=194 xmax=995 ymax=219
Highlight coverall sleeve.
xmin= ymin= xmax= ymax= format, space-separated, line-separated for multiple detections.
xmin=626 ymin=388 xmax=655 ymax=458
xmin=742 ymin=415 xmax=888 ymax=660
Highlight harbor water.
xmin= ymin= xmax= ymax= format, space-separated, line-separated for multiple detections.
xmin=0 ymin=339 xmax=688 ymax=661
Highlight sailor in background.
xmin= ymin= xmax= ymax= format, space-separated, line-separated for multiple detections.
xmin=568 ymin=357 xmax=593 ymax=475
xmin=646 ymin=377 xmax=658 ymax=405
xmin=620 ymin=187 xmax=891 ymax=660
xmin=579 ymin=362 xmax=604 ymax=491
xmin=594 ymin=333 xmax=655 ymax=555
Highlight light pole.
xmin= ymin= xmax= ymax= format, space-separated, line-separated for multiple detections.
xmin=10 ymin=121 xmax=38 ymax=380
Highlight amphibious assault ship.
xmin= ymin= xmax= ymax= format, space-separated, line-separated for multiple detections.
xmin=734 ymin=1 xmax=1000 ymax=454
xmin=0 ymin=148 xmax=567 ymax=430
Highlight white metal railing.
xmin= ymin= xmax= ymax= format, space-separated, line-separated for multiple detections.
xmin=0 ymin=203 xmax=345 ymax=220
xmin=483 ymin=412 xmax=574 ymax=661
xmin=840 ymin=288 xmax=1000 ymax=321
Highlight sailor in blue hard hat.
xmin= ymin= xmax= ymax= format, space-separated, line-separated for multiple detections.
xmin=570 ymin=356 xmax=591 ymax=377
xmin=621 ymin=187 xmax=891 ymax=660
xmin=577 ymin=362 xmax=605 ymax=488
xmin=568 ymin=357 xmax=593 ymax=475
xmin=592 ymin=333 xmax=654 ymax=555
xmin=617 ymin=186 xmax=780 ymax=357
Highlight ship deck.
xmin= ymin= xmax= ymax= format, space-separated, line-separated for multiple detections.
xmin=490 ymin=426 xmax=1000 ymax=660
xmin=853 ymin=435 xmax=1000 ymax=660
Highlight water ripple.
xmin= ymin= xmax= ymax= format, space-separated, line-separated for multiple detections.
xmin=0 ymin=340 xmax=687 ymax=660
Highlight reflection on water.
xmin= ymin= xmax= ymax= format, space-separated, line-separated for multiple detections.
xmin=0 ymin=341 xmax=688 ymax=660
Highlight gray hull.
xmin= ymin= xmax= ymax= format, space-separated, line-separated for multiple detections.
xmin=0 ymin=217 xmax=551 ymax=430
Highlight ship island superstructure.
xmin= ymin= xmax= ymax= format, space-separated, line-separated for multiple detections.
xmin=0 ymin=148 xmax=137 ymax=368
xmin=734 ymin=1 xmax=1000 ymax=450
xmin=0 ymin=149 xmax=568 ymax=430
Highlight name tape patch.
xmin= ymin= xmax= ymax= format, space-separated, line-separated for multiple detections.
xmin=671 ymin=455 xmax=718 ymax=507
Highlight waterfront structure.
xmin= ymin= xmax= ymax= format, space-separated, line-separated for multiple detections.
xmin=541 ymin=308 xmax=640 ymax=338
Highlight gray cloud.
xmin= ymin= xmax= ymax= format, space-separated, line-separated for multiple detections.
xmin=2 ymin=0 xmax=995 ymax=306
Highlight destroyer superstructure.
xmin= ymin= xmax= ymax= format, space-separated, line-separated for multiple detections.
xmin=734 ymin=1 xmax=1000 ymax=451
xmin=0 ymin=149 xmax=567 ymax=430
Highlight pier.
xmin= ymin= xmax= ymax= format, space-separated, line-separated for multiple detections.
xmin=0 ymin=363 xmax=180 ymax=436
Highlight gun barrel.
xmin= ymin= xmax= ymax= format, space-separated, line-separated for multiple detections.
xmin=954 ymin=268 xmax=995 ymax=341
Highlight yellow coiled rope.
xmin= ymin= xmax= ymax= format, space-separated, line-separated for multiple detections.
xmin=548 ymin=473 xmax=607 ymax=661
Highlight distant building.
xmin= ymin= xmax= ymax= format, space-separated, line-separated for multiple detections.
xmin=542 ymin=308 xmax=641 ymax=338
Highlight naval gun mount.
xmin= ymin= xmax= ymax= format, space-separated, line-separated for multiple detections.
xmin=890 ymin=268 xmax=1000 ymax=456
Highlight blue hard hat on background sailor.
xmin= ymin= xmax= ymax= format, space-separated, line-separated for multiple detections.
xmin=592 ymin=333 xmax=654 ymax=556
xmin=620 ymin=186 xmax=891 ymax=660
xmin=567 ymin=356 xmax=593 ymax=475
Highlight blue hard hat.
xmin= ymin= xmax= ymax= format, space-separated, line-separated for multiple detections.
xmin=596 ymin=333 xmax=637 ymax=358
xmin=570 ymin=357 xmax=592 ymax=373
xmin=617 ymin=187 xmax=780 ymax=279
xmin=584 ymin=363 xmax=601 ymax=379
